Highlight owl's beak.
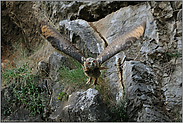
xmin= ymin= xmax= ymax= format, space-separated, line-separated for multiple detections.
xmin=92 ymin=63 xmax=95 ymax=66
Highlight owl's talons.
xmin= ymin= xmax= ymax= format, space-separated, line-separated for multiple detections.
xmin=86 ymin=81 xmax=90 ymax=85
xmin=86 ymin=77 xmax=92 ymax=85
xmin=93 ymin=78 xmax=98 ymax=86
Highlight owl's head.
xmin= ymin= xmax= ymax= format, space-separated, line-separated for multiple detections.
xmin=84 ymin=57 xmax=99 ymax=70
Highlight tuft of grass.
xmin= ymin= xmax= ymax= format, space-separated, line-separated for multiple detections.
xmin=107 ymin=99 xmax=127 ymax=122
xmin=95 ymin=69 xmax=127 ymax=122
xmin=58 ymin=58 xmax=88 ymax=90
xmin=95 ymin=70 xmax=114 ymax=103
xmin=1 ymin=63 xmax=48 ymax=117
xmin=1 ymin=63 xmax=31 ymax=87
xmin=12 ymin=38 xmax=27 ymax=60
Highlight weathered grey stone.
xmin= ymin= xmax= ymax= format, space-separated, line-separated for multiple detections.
xmin=3 ymin=107 xmax=43 ymax=122
xmin=171 ymin=1 xmax=182 ymax=10
xmin=59 ymin=19 xmax=105 ymax=58
xmin=137 ymin=104 xmax=171 ymax=122
xmin=151 ymin=1 xmax=181 ymax=54
xmin=122 ymin=61 xmax=171 ymax=122
xmin=2 ymin=1 xmax=182 ymax=122
xmin=93 ymin=2 xmax=157 ymax=43
xmin=36 ymin=1 xmax=140 ymax=25
xmin=104 ymin=52 xmax=125 ymax=103
xmin=158 ymin=2 xmax=173 ymax=19
xmin=60 ymin=88 xmax=110 ymax=122
xmin=77 ymin=1 xmax=140 ymax=21
xmin=38 ymin=79 xmax=53 ymax=119
xmin=92 ymin=2 xmax=157 ymax=103
xmin=161 ymin=62 xmax=182 ymax=120
xmin=47 ymin=82 xmax=67 ymax=122
xmin=37 ymin=61 xmax=49 ymax=77
xmin=48 ymin=52 xmax=69 ymax=81
xmin=138 ymin=39 xmax=167 ymax=65
xmin=177 ymin=9 xmax=182 ymax=21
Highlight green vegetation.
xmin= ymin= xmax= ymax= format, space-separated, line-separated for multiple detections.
xmin=166 ymin=50 xmax=182 ymax=59
xmin=108 ymin=99 xmax=127 ymax=122
xmin=57 ymin=92 xmax=69 ymax=101
xmin=95 ymin=70 xmax=113 ymax=103
xmin=58 ymin=58 xmax=88 ymax=90
xmin=1 ymin=63 xmax=48 ymax=116
xmin=2 ymin=38 xmax=127 ymax=121
xmin=96 ymin=69 xmax=127 ymax=122
xmin=12 ymin=38 xmax=27 ymax=59
xmin=175 ymin=112 xmax=182 ymax=122
xmin=57 ymin=57 xmax=127 ymax=121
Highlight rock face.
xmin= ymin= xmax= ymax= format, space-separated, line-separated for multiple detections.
xmin=1 ymin=1 xmax=44 ymax=69
xmin=36 ymin=1 xmax=140 ymax=25
xmin=60 ymin=88 xmax=110 ymax=122
xmin=1 ymin=1 xmax=182 ymax=122
xmin=92 ymin=2 xmax=157 ymax=103
xmin=47 ymin=81 xmax=65 ymax=122
xmin=59 ymin=19 xmax=105 ymax=58
xmin=161 ymin=60 xmax=182 ymax=120
xmin=123 ymin=61 xmax=171 ymax=122
xmin=1 ymin=1 xmax=43 ymax=54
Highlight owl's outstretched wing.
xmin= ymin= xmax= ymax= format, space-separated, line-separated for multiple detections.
xmin=40 ymin=20 xmax=86 ymax=65
xmin=97 ymin=21 xmax=146 ymax=65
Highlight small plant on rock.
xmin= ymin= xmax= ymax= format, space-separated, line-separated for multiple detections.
xmin=57 ymin=92 xmax=69 ymax=101
xmin=166 ymin=50 xmax=182 ymax=59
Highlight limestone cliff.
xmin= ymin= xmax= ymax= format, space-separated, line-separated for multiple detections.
xmin=1 ymin=1 xmax=182 ymax=122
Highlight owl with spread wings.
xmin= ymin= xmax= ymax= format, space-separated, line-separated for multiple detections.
xmin=40 ymin=20 xmax=146 ymax=86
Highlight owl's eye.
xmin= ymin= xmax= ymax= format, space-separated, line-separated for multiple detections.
xmin=93 ymin=60 xmax=95 ymax=62
xmin=88 ymin=62 xmax=91 ymax=65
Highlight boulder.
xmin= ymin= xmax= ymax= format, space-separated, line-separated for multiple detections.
xmin=2 ymin=107 xmax=43 ymax=122
xmin=60 ymin=88 xmax=110 ymax=122
xmin=48 ymin=52 xmax=69 ymax=81
xmin=2 ymin=1 xmax=182 ymax=122
xmin=59 ymin=19 xmax=105 ymax=58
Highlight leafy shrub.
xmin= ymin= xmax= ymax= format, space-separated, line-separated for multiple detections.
xmin=1 ymin=63 xmax=48 ymax=116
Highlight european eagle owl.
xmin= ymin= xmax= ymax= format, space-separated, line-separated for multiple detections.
xmin=40 ymin=20 xmax=146 ymax=86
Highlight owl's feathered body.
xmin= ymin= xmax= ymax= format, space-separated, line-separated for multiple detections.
xmin=83 ymin=57 xmax=108 ymax=85
xmin=40 ymin=20 xmax=146 ymax=86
